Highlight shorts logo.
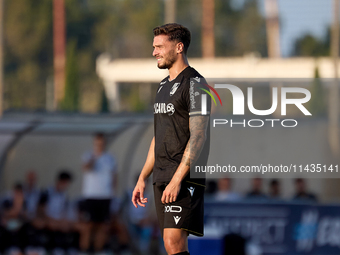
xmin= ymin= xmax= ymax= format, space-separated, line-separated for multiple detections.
xmin=174 ymin=216 xmax=181 ymax=225
xmin=170 ymin=83 xmax=180 ymax=96
xmin=164 ymin=205 xmax=182 ymax=213
xmin=188 ymin=187 xmax=195 ymax=197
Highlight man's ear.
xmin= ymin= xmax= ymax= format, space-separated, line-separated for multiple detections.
xmin=176 ymin=42 xmax=184 ymax=54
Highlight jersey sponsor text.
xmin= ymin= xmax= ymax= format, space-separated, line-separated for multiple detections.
xmin=154 ymin=103 xmax=175 ymax=116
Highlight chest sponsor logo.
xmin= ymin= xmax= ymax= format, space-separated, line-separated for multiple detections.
xmin=170 ymin=83 xmax=181 ymax=96
xmin=154 ymin=103 xmax=175 ymax=116
xmin=165 ymin=205 xmax=182 ymax=213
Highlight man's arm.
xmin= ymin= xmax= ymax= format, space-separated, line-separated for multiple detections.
xmin=161 ymin=115 xmax=209 ymax=204
xmin=113 ymin=170 xmax=118 ymax=194
xmin=82 ymin=153 xmax=95 ymax=172
xmin=132 ymin=137 xmax=155 ymax=208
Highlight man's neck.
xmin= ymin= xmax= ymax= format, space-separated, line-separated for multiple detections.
xmin=168 ymin=56 xmax=189 ymax=81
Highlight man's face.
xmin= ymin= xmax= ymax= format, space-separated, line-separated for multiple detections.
xmin=14 ymin=188 xmax=23 ymax=198
xmin=94 ymin=137 xmax=106 ymax=154
xmin=252 ymin=178 xmax=262 ymax=191
xmin=218 ymin=178 xmax=231 ymax=191
xmin=271 ymin=183 xmax=280 ymax=195
xmin=152 ymin=34 xmax=178 ymax=69
xmin=57 ymin=180 xmax=70 ymax=192
xmin=26 ymin=171 xmax=36 ymax=187
xmin=296 ymin=180 xmax=306 ymax=193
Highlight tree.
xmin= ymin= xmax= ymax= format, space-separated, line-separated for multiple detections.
xmin=308 ymin=66 xmax=326 ymax=116
xmin=3 ymin=0 xmax=273 ymax=112
xmin=293 ymin=34 xmax=328 ymax=57
xmin=4 ymin=0 xmax=52 ymax=110
xmin=215 ymin=0 xmax=267 ymax=57
xmin=60 ymin=40 xmax=79 ymax=111
xmin=100 ymin=89 xmax=109 ymax=113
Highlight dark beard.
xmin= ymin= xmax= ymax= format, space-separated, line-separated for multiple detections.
xmin=157 ymin=52 xmax=177 ymax=69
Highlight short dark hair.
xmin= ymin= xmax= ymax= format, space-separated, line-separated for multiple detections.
xmin=153 ymin=23 xmax=191 ymax=54
xmin=295 ymin=178 xmax=304 ymax=184
xmin=270 ymin=179 xmax=279 ymax=186
xmin=94 ymin=132 xmax=105 ymax=139
xmin=13 ymin=182 xmax=23 ymax=191
xmin=57 ymin=170 xmax=72 ymax=182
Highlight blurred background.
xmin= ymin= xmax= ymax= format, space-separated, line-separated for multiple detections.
xmin=0 ymin=0 xmax=340 ymax=254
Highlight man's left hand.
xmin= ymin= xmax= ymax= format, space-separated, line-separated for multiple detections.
xmin=161 ymin=181 xmax=181 ymax=204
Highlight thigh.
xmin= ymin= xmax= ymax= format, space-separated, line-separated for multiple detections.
xmin=164 ymin=182 xmax=205 ymax=237
xmin=154 ymin=182 xmax=205 ymax=237
xmin=153 ymin=183 xmax=166 ymax=236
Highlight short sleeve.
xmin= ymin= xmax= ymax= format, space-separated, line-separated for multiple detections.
xmin=186 ymin=77 xmax=211 ymax=117
xmin=103 ymin=153 xmax=117 ymax=173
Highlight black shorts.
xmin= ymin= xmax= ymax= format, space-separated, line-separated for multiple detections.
xmin=80 ymin=199 xmax=111 ymax=223
xmin=154 ymin=181 xmax=205 ymax=237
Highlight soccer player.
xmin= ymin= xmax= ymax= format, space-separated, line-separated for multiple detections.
xmin=132 ymin=23 xmax=210 ymax=255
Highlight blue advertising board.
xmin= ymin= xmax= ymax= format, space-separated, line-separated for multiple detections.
xmin=188 ymin=202 xmax=340 ymax=255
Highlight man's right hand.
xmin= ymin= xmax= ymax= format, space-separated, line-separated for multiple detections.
xmin=83 ymin=155 xmax=95 ymax=171
xmin=131 ymin=179 xmax=148 ymax=208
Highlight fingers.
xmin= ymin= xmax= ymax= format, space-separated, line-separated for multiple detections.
xmin=137 ymin=197 xmax=148 ymax=207
xmin=138 ymin=187 xmax=148 ymax=207
xmin=131 ymin=191 xmax=138 ymax=208
xmin=161 ymin=191 xmax=166 ymax=204
xmin=169 ymin=194 xmax=177 ymax=203
xmin=132 ymin=190 xmax=148 ymax=208
xmin=161 ymin=191 xmax=171 ymax=204
xmin=140 ymin=188 xmax=144 ymax=200
xmin=172 ymin=195 xmax=177 ymax=203
xmin=161 ymin=191 xmax=177 ymax=204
